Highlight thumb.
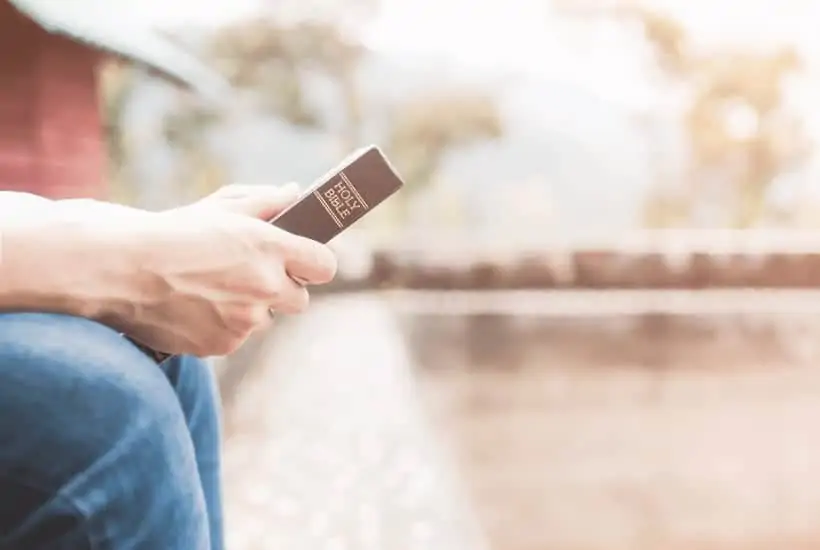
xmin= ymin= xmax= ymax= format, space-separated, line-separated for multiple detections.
xmin=199 ymin=182 xmax=302 ymax=220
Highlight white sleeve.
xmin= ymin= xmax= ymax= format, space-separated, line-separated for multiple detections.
xmin=0 ymin=192 xmax=57 ymax=224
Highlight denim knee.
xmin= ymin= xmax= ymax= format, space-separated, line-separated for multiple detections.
xmin=161 ymin=355 xmax=224 ymax=550
xmin=162 ymin=355 xmax=222 ymax=430
xmin=0 ymin=313 xmax=209 ymax=549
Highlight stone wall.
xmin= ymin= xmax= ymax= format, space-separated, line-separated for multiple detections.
xmin=319 ymin=233 xmax=820 ymax=291
xmin=364 ymin=248 xmax=820 ymax=290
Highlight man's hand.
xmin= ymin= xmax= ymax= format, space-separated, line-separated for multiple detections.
xmin=0 ymin=185 xmax=337 ymax=357
xmin=119 ymin=184 xmax=336 ymax=356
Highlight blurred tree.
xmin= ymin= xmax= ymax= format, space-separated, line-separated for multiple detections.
xmin=100 ymin=16 xmax=368 ymax=205
xmin=553 ymin=0 xmax=811 ymax=228
xmin=386 ymin=92 xmax=503 ymax=193
xmin=168 ymin=20 xmax=503 ymax=219
xmin=207 ymin=19 xmax=504 ymax=196
xmin=380 ymin=92 xmax=503 ymax=224
xmin=208 ymin=18 xmax=365 ymax=143
xmin=102 ymin=4 xmax=503 ymax=216
xmin=98 ymin=60 xmax=139 ymax=204
xmin=642 ymin=187 xmax=690 ymax=227
xmin=150 ymin=18 xmax=368 ymax=200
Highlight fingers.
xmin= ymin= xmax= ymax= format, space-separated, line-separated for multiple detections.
xmin=203 ymin=182 xmax=337 ymax=285
xmin=269 ymin=271 xmax=311 ymax=314
xmin=202 ymin=182 xmax=302 ymax=220
xmin=274 ymin=232 xmax=338 ymax=285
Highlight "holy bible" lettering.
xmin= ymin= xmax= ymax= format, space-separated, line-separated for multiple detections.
xmin=270 ymin=145 xmax=403 ymax=244
xmin=317 ymin=174 xmax=369 ymax=227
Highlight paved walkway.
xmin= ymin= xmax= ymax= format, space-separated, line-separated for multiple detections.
xmin=221 ymin=295 xmax=487 ymax=550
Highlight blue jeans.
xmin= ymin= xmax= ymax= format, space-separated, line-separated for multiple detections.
xmin=0 ymin=313 xmax=224 ymax=550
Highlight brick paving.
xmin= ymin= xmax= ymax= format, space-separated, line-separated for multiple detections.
xmin=221 ymin=295 xmax=487 ymax=550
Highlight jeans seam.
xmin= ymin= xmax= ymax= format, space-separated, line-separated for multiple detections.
xmin=0 ymin=473 xmax=96 ymax=550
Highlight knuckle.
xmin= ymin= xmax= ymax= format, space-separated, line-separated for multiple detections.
xmin=264 ymin=269 xmax=289 ymax=300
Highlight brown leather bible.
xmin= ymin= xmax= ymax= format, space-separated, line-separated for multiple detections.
xmin=270 ymin=145 xmax=404 ymax=242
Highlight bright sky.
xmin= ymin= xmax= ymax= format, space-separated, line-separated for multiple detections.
xmin=363 ymin=0 xmax=820 ymax=105
xmin=138 ymin=0 xmax=820 ymax=80
xmin=364 ymin=0 xmax=820 ymax=186
xmin=137 ymin=0 xmax=820 ymax=146
xmin=138 ymin=0 xmax=820 ymax=68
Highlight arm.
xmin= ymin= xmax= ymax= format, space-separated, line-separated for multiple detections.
xmin=0 ymin=186 xmax=335 ymax=356
xmin=0 ymin=192 xmax=146 ymax=320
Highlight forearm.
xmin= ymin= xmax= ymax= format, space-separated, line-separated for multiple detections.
xmin=0 ymin=193 xmax=148 ymax=320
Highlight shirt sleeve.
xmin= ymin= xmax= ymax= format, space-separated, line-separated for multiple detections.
xmin=0 ymin=191 xmax=56 ymax=224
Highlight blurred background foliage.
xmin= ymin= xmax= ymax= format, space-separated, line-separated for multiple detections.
xmin=100 ymin=2 xmax=505 ymax=224
xmin=100 ymin=0 xmax=817 ymax=232
xmin=556 ymin=0 xmax=810 ymax=229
